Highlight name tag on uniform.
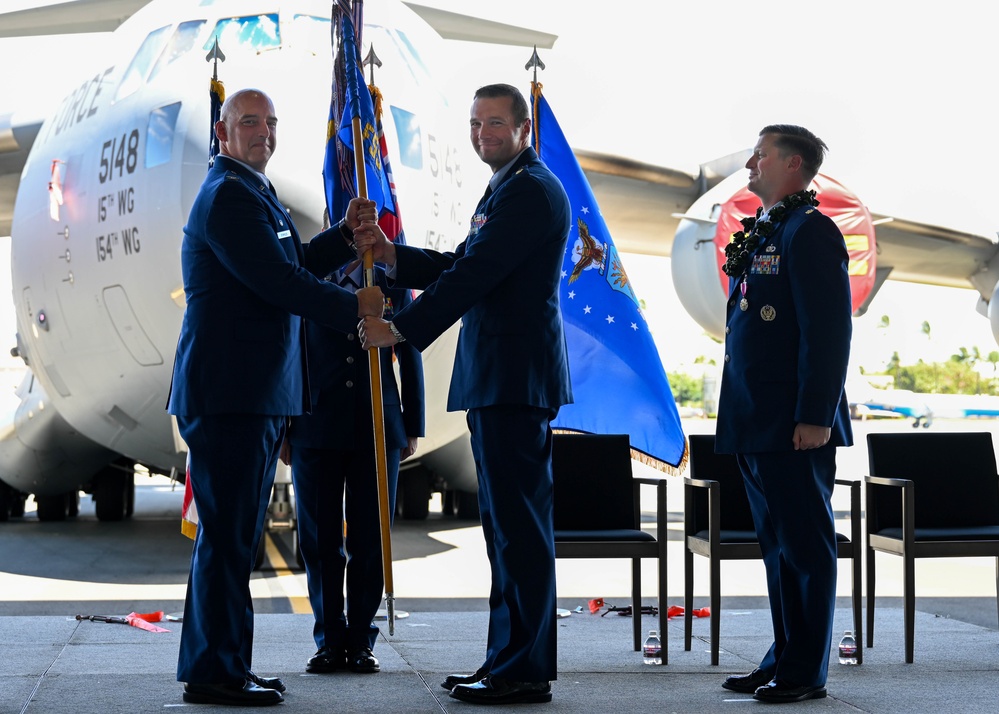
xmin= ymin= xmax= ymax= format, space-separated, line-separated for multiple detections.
xmin=277 ymin=230 xmax=292 ymax=239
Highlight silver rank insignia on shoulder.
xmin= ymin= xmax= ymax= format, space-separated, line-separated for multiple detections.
xmin=805 ymin=208 xmax=815 ymax=214
xmin=760 ymin=305 xmax=776 ymax=321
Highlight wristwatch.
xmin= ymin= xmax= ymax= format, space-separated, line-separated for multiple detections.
xmin=388 ymin=321 xmax=406 ymax=343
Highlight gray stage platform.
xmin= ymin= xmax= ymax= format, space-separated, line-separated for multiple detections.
xmin=2 ymin=605 xmax=996 ymax=713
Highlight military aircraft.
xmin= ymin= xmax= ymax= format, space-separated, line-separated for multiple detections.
xmin=0 ymin=0 xmax=563 ymax=524
xmin=1 ymin=0 xmax=998 ymax=530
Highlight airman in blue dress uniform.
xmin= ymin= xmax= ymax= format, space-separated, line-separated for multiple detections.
xmin=715 ymin=125 xmax=853 ymax=704
xmin=167 ymin=89 xmax=383 ymax=707
xmin=357 ymin=83 xmax=571 ymax=706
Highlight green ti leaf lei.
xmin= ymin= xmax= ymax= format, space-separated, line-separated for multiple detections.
xmin=722 ymin=189 xmax=819 ymax=278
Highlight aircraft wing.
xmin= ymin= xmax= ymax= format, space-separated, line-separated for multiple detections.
xmin=0 ymin=0 xmax=149 ymax=38
xmin=0 ymin=0 xmax=558 ymax=46
xmin=0 ymin=115 xmax=41 ymax=237
xmin=578 ymin=148 xmax=751 ymax=256
xmin=867 ymin=213 xmax=998 ymax=289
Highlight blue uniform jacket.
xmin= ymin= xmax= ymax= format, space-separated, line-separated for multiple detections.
xmin=715 ymin=205 xmax=854 ymax=453
xmin=390 ymin=148 xmax=573 ymax=412
xmin=167 ymin=155 xmax=358 ymax=418
xmin=288 ymin=272 xmax=425 ymax=450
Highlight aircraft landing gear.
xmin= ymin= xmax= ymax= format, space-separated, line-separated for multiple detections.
xmin=0 ymin=481 xmax=11 ymax=521
xmin=94 ymin=460 xmax=135 ymax=522
xmin=35 ymin=491 xmax=79 ymax=521
xmin=397 ymin=466 xmax=432 ymax=520
xmin=444 ymin=489 xmax=480 ymax=521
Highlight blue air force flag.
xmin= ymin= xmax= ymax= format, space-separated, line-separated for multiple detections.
xmin=531 ymin=84 xmax=686 ymax=471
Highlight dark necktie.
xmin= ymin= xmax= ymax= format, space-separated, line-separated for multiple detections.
xmin=339 ymin=273 xmax=357 ymax=291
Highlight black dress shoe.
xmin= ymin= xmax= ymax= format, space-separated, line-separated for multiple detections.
xmin=183 ymin=679 xmax=283 ymax=706
xmin=753 ymin=680 xmax=827 ymax=703
xmin=346 ymin=647 xmax=380 ymax=673
xmin=306 ymin=646 xmax=346 ymax=673
xmin=449 ymin=675 xmax=552 ymax=705
xmin=247 ymin=670 xmax=286 ymax=693
xmin=722 ymin=668 xmax=774 ymax=693
xmin=441 ymin=667 xmax=488 ymax=691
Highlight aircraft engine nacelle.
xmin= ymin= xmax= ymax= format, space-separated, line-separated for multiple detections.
xmin=987 ymin=282 xmax=999 ymax=348
xmin=671 ymin=172 xmax=878 ymax=340
xmin=0 ymin=371 xmax=114 ymax=496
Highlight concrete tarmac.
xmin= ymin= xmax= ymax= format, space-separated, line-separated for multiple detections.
xmin=3 ymin=417 xmax=999 ymax=711
xmin=3 ymin=605 xmax=999 ymax=713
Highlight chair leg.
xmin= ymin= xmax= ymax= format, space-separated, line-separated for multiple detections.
xmin=994 ymin=557 xmax=999 ymax=631
xmin=852 ymin=547 xmax=863 ymax=665
xmin=684 ymin=549 xmax=693 ymax=652
xmin=659 ymin=550 xmax=667 ymax=665
xmin=710 ymin=551 xmax=720 ymax=666
xmin=904 ymin=549 xmax=915 ymax=664
xmin=866 ymin=546 xmax=876 ymax=648
xmin=632 ymin=558 xmax=642 ymax=652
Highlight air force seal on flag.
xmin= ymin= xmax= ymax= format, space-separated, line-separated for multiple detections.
xmin=567 ymin=216 xmax=639 ymax=305
xmin=568 ymin=217 xmax=607 ymax=283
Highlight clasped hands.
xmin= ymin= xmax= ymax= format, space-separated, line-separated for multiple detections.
xmin=346 ymin=199 xmax=398 ymax=348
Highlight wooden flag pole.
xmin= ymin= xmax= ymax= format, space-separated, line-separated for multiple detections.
xmin=350 ymin=116 xmax=396 ymax=635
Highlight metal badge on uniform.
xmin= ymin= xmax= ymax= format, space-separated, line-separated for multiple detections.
xmin=766 ymin=244 xmax=776 ymax=252
xmin=277 ymin=230 xmax=291 ymax=239
xmin=760 ymin=305 xmax=776 ymax=321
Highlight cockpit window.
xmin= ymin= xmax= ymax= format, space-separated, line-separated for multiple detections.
xmin=115 ymin=25 xmax=172 ymax=102
xmin=204 ymin=14 xmax=280 ymax=54
xmin=390 ymin=106 xmax=423 ymax=170
xmin=146 ymin=102 xmax=182 ymax=169
xmin=148 ymin=20 xmax=207 ymax=83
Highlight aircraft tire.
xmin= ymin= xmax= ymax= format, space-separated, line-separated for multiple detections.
xmin=0 ymin=482 xmax=10 ymax=522
xmin=10 ymin=492 xmax=25 ymax=518
xmin=36 ymin=493 xmax=69 ymax=521
xmin=453 ymin=490 xmax=480 ymax=521
xmin=67 ymin=491 xmax=80 ymax=518
xmin=398 ymin=468 xmax=431 ymax=520
xmin=125 ymin=478 xmax=136 ymax=518
xmin=94 ymin=468 xmax=129 ymax=522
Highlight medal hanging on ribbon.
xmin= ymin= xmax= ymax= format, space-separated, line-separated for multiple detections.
xmin=739 ymin=280 xmax=749 ymax=312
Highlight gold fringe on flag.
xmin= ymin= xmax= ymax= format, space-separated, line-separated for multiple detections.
xmin=552 ymin=429 xmax=689 ymax=476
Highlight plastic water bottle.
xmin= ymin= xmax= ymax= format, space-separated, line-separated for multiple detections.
xmin=642 ymin=629 xmax=662 ymax=665
xmin=838 ymin=630 xmax=858 ymax=665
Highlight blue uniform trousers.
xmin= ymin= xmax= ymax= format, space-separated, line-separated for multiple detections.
xmin=291 ymin=445 xmax=399 ymax=653
xmin=175 ymin=413 xmax=285 ymax=684
xmin=738 ymin=447 xmax=838 ymax=687
xmin=467 ymin=404 xmax=558 ymax=682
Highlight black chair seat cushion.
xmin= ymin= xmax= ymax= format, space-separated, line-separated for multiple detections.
xmin=873 ymin=526 xmax=999 ymax=541
xmin=554 ymin=528 xmax=655 ymax=542
xmin=691 ymin=529 xmax=852 ymax=544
